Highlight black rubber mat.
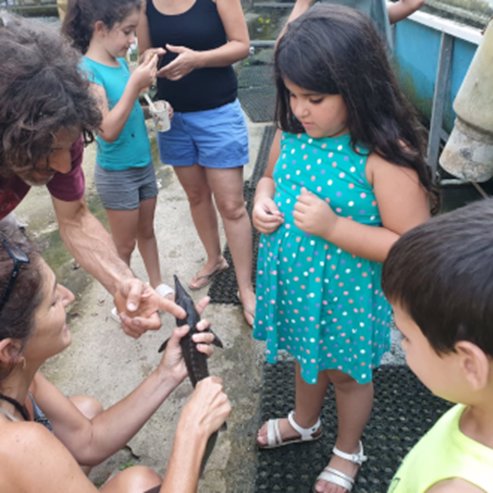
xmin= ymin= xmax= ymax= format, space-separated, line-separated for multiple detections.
xmin=239 ymin=86 xmax=277 ymax=123
xmin=248 ymin=125 xmax=276 ymax=188
xmin=207 ymin=126 xmax=276 ymax=304
xmin=238 ymin=64 xmax=275 ymax=90
xmin=255 ymin=362 xmax=452 ymax=493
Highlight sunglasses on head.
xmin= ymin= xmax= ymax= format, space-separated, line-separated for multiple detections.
xmin=0 ymin=238 xmax=30 ymax=312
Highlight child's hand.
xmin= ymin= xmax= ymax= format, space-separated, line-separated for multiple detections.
xmin=253 ymin=197 xmax=284 ymax=234
xmin=139 ymin=47 xmax=166 ymax=64
xmin=157 ymin=44 xmax=199 ymax=81
xmin=294 ymin=187 xmax=337 ymax=238
xmin=130 ymin=53 xmax=159 ymax=93
xmin=167 ymin=102 xmax=174 ymax=121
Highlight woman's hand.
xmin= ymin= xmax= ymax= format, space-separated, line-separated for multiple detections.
xmin=178 ymin=376 xmax=231 ymax=437
xmin=139 ymin=46 xmax=166 ymax=64
xmin=294 ymin=187 xmax=338 ymax=239
xmin=252 ymin=196 xmax=284 ymax=234
xmin=157 ymin=44 xmax=200 ymax=81
xmin=157 ymin=297 xmax=215 ymax=383
xmin=115 ymin=281 xmax=186 ymax=338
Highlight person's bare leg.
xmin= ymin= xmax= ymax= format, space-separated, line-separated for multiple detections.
xmin=257 ymin=362 xmax=329 ymax=445
xmin=100 ymin=465 xmax=161 ymax=493
xmin=106 ymin=208 xmax=139 ymax=266
xmin=174 ymin=165 xmax=226 ymax=286
xmin=207 ymin=167 xmax=255 ymax=323
xmin=136 ymin=197 xmax=163 ymax=288
xmin=313 ymin=370 xmax=373 ymax=493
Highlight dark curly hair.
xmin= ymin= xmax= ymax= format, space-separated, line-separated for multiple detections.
xmin=62 ymin=0 xmax=141 ymax=54
xmin=0 ymin=12 xmax=101 ymax=178
xmin=275 ymin=4 xmax=435 ymax=201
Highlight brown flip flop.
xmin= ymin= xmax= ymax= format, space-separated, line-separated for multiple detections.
xmin=188 ymin=259 xmax=229 ymax=290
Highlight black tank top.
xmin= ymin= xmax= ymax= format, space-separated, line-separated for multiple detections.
xmin=146 ymin=0 xmax=237 ymax=112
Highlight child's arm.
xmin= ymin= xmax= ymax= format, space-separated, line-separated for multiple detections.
xmin=426 ymin=478 xmax=484 ymax=492
xmin=91 ymin=54 xmax=158 ymax=142
xmin=293 ymin=154 xmax=430 ymax=262
xmin=387 ymin=0 xmax=425 ymax=24
xmin=252 ymin=129 xmax=284 ymax=234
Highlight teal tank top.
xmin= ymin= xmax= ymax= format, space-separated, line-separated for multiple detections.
xmin=80 ymin=57 xmax=151 ymax=171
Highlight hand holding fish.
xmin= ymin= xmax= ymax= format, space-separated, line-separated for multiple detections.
xmin=158 ymin=376 xmax=231 ymax=493
xmin=179 ymin=376 xmax=231 ymax=439
xmin=157 ymin=296 xmax=215 ymax=384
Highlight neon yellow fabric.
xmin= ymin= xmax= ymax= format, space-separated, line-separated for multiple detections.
xmin=388 ymin=404 xmax=493 ymax=492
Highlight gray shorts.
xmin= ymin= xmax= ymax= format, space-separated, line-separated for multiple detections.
xmin=95 ymin=163 xmax=158 ymax=210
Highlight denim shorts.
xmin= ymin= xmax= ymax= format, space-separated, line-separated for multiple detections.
xmin=157 ymin=99 xmax=249 ymax=168
xmin=95 ymin=163 xmax=158 ymax=210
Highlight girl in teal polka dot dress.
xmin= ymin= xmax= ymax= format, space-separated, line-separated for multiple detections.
xmin=252 ymin=4 xmax=434 ymax=492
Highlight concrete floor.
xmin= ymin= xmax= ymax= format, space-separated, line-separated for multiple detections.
xmin=15 ymin=117 xmax=269 ymax=492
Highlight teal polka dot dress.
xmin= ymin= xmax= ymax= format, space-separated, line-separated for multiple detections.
xmin=253 ymin=132 xmax=392 ymax=384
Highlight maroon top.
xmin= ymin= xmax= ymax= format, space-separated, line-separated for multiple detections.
xmin=0 ymin=137 xmax=85 ymax=220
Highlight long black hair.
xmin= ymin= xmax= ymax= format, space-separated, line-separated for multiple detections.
xmin=62 ymin=0 xmax=141 ymax=54
xmin=275 ymin=3 xmax=434 ymax=196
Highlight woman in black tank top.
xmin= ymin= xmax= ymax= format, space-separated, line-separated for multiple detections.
xmin=138 ymin=0 xmax=257 ymax=326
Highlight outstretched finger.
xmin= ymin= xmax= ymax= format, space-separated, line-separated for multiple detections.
xmin=195 ymin=296 xmax=210 ymax=315
xmin=156 ymin=296 xmax=186 ymax=319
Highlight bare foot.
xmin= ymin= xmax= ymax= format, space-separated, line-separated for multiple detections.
xmin=237 ymin=287 xmax=256 ymax=326
xmin=189 ymin=257 xmax=229 ymax=290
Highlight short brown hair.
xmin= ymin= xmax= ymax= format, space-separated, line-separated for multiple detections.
xmin=382 ymin=198 xmax=493 ymax=356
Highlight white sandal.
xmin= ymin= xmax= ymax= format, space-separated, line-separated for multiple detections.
xmin=314 ymin=441 xmax=367 ymax=492
xmin=258 ymin=410 xmax=322 ymax=449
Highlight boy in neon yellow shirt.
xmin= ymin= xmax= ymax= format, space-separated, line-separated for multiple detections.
xmin=382 ymin=199 xmax=493 ymax=493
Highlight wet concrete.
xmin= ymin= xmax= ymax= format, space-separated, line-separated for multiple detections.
xmin=14 ymin=118 xmax=268 ymax=491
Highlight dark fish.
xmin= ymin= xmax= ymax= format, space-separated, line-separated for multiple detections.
xmin=158 ymin=275 xmax=223 ymax=385
xmin=158 ymin=275 xmax=225 ymax=474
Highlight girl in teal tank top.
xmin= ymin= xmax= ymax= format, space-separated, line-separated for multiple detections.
xmin=252 ymin=5 xmax=433 ymax=492
xmin=63 ymin=0 xmax=175 ymax=308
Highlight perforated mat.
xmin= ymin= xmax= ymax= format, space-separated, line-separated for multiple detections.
xmin=239 ymin=86 xmax=277 ymax=123
xmin=255 ymin=362 xmax=452 ymax=493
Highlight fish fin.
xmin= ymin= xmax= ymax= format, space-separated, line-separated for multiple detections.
xmin=211 ymin=331 xmax=224 ymax=348
xmin=158 ymin=337 xmax=170 ymax=353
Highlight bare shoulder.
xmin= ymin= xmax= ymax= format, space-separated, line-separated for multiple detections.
xmin=0 ymin=421 xmax=52 ymax=490
xmin=426 ymin=478 xmax=485 ymax=493
xmin=366 ymin=152 xmax=430 ymax=233
xmin=366 ymin=152 xmax=422 ymax=186
xmin=0 ymin=420 xmax=94 ymax=492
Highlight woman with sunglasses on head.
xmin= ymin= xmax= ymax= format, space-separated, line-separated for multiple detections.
xmin=0 ymin=225 xmax=230 ymax=493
